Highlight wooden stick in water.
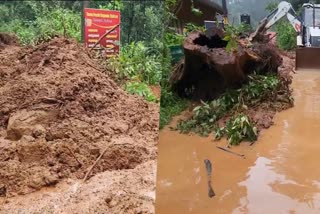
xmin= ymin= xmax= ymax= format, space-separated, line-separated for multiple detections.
xmin=204 ymin=159 xmax=215 ymax=198
xmin=216 ymin=146 xmax=246 ymax=159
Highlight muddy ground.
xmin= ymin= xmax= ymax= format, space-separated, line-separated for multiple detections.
xmin=0 ymin=34 xmax=159 ymax=213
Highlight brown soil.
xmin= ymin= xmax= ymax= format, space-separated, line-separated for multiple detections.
xmin=150 ymin=85 xmax=161 ymax=99
xmin=0 ymin=34 xmax=159 ymax=213
xmin=0 ymin=160 xmax=156 ymax=214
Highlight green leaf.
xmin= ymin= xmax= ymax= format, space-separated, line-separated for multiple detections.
xmin=223 ymin=35 xmax=231 ymax=41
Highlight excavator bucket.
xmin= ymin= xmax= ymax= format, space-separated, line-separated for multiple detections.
xmin=296 ymin=47 xmax=320 ymax=70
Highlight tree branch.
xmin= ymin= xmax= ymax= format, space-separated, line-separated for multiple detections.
xmin=90 ymin=24 xmax=120 ymax=51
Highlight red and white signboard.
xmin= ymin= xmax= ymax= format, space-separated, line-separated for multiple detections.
xmin=84 ymin=8 xmax=120 ymax=57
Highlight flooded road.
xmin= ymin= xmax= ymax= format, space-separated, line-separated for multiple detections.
xmin=155 ymin=70 xmax=320 ymax=213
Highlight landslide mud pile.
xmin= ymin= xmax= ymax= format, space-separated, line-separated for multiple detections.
xmin=0 ymin=34 xmax=158 ymax=212
xmin=170 ymin=29 xmax=283 ymax=101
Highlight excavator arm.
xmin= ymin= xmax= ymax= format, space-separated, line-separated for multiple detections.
xmin=259 ymin=1 xmax=320 ymax=70
xmin=251 ymin=1 xmax=302 ymax=46
xmin=265 ymin=1 xmax=301 ymax=32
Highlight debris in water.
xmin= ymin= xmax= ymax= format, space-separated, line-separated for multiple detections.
xmin=204 ymin=159 xmax=215 ymax=198
xmin=216 ymin=146 xmax=246 ymax=159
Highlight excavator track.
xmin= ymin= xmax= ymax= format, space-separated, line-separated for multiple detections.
xmin=296 ymin=47 xmax=320 ymax=70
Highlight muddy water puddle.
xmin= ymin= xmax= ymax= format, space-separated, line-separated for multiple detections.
xmin=155 ymin=70 xmax=320 ymax=213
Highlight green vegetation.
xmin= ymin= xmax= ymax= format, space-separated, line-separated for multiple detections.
xmin=215 ymin=115 xmax=257 ymax=146
xmin=159 ymin=43 xmax=189 ymax=128
xmin=223 ymin=25 xmax=241 ymax=53
xmin=184 ymin=23 xmax=206 ymax=34
xmin=275 ymin=22 xmax=297 ymax=51
xmin=223 ymin=24 xmax=252 ymax=53
xmin=104 ymin=41 xmax=162 ymax=103
xmin=0 ymin=1 xmax=164 ymax=46
xmin=160 ymin=85 xmax=189 ymax=129
xmin=190 ymin=0 xmax=203 ymax=16
xmin=0 ymin=2 xmax=81 ymax=45
xmin=164 ymin=32 xmax=184 ymax=46
xmin=176 ymin=74 xmax=291 ymax=144
xmin=107 ymin=41 xmax=162 ymax=85
xmin=265 ymin=1 xmax=297 ymax=51
xmin=125 ymin=81 xmax=158 ymax=102
xmin=158 ymin=0 xmax=193 ymax=128
xmin=108 ymin=41 xmax=161 ymax=103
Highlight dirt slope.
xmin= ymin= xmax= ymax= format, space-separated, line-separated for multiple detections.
xmin=0 ymin=35 xmax=159 ymax=213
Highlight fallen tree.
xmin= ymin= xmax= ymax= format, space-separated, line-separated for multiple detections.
xmin=170 ymin=27 xmax=282 ymax=101
xmin=170 ymin=26 xmax=294 ymax=145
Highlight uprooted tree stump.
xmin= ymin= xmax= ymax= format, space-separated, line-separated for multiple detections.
xmin=170 ymin=28 xmax=282 ymax=101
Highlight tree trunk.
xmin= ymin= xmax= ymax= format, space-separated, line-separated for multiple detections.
xmin=171 ymin=30 xmax=282 ymax=101
xmin=81 ymin=0 xmax=90 ymax=43
xmin=127 ymin=2 xmax=135 ymax=44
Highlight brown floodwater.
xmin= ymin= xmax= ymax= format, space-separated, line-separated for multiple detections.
xmin=155 ymin=70 xmax=320 ymax=214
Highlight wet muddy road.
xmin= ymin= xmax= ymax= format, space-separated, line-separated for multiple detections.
xmin=155 ymin=70 xmax=320 ymax=213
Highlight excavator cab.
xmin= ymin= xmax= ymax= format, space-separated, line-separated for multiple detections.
xmin=296 ymin=3 xmax=320 ymax=70
xmin=301 ymin=3 xmax=320 ymax=47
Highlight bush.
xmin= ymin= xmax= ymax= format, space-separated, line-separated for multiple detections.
xmin=107 ymin=41 xmax=162 ymax=85
xmin=215 ymin=115 xmax=258 ymax=146
xmin=275 ymin=21 xmax=297 ymax=51
xmin=176 ymin=74 xmax=286 ymax=142
xmin=0 ymin=6 xmax=80 ymax=45
xmin=106 ymin=40 xmax=162 ymax=102
xmin=35 ymin=7 xmax=81 ymax=42
xmin=164 ymin=32 xmax=184 ymax=46
xmin=265 ymin=1 xmax=297 ymax=51
xmin=0 ymin=19 xmax=37 ymax=45
xmin=124 ymin=81 xmax=158 ymax=102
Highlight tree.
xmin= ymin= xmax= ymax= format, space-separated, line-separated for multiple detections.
xmin=0 ymin=0 xmax=164 ymax=46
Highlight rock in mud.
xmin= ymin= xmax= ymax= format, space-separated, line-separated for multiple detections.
xmin=6 ymin=110 xmax=51 ymax=141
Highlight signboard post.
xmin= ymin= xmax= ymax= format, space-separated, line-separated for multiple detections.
xmin=84 ymin=8 xmax=120 ymax=57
